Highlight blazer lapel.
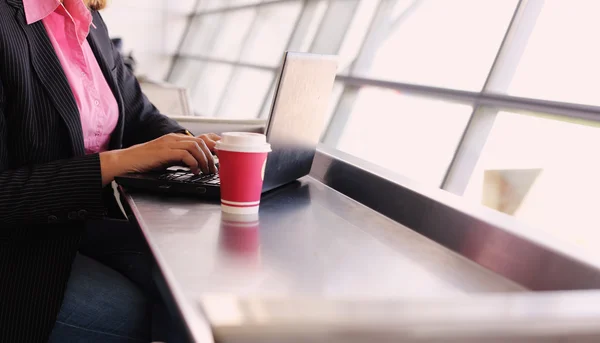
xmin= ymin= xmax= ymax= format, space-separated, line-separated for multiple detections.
xmin=8 ymin=1 xmax=85 ymax=156
xmin=87 ymin=26 xmax=125 ymax=150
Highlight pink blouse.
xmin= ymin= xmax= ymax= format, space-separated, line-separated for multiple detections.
xmin=23 ymin=0 xmax=119 ymax=154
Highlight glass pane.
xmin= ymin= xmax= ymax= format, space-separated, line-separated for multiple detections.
xmin=324 ymin=82 xmax=344 ymax=129
xmin=332 ymin=87 xmax=472 ymax=185
xmin=197 ymin=0 xmax=261 ymax=12
xmin=239 ymin=2 xmax=303 ymax=66
xmin=216 ymin=68 xmax=274 ymax=119
xmin=310 ymin=0 xmax=360 ymax=55
xmin=189 ymin=62 xmax=234 ymax=117
xmin=336 ymin=0 xmax=381 ymax=73
xmin=259 ymin=80 xmax=276 ymax=119
xmin=210 ymin=9 xmax=257 ymax=60
xmin=353 ymin=0 xmax=518 ymax=91
xmin=181 ymin=10 xmax=256 ymax=59
xmin=180 ymin=14 xmax=223 ymax=55
xmin=504 ymin=1 xmax=600 ymax=106
xmin=287 ymin=0 xmax=328 ymax=53
xmin=196 ymin=0 xmax=224 ymax=11
xmin=464 ymin=111 xmax=600 ymax=254
xmin=168 ymin=58 xmax=204 ymax=95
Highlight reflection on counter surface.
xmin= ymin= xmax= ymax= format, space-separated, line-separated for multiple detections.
xmin=219 ymin=213 xmax=261 ymax=261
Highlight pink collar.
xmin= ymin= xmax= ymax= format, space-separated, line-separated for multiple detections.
xmin=23 ymin=0 xmax=61 ymax=24
xmin=22 ymin=0 xmax=94 ymax=42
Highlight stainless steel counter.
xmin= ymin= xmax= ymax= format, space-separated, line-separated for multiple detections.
xmin=200 ymin=292 xmax=600 ymax=343
xmin=124 ymin=177 xmax=524 ymax=342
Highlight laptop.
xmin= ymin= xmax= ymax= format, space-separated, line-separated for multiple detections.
xmin=115 ymin=52 xmax=338 ymax=198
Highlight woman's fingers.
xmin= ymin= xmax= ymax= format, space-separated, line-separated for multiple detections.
xmin=171 ymin=133 xmax=219 ymax=151
xmin=160 ymin=133 xmax=220 ymax=173
xmin=196 ymin=139 xmax=218 ymax=174
xmin=170 ymin=140 xmax=216 ymax=174
xmin=171 ymin=141 xmax=208 ymax=174
xmin=200 ymin=137 xmax=218 ymax=151
xmin=196 ymin=133 xmax=221 ymax=151
xmin=205 ymin=133 xmax=221 ymax=141
xmin=173 ymin=150 xmax=199 ymax=174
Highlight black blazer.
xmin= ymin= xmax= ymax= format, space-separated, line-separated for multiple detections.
xmin=0 ymin=1 xmax=185 ymax=341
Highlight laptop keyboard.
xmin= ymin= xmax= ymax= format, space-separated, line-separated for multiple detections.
xmin=158 ymin=171 xmax=220 ymax=185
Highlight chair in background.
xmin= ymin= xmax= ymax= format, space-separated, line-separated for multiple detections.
xmin=139 ymin=80 xmax=194 ymax=117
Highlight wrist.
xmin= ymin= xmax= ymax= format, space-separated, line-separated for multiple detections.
xmin=100 ymin=150 xmax=127 ymax=186
xmin=175 ymin=129 xmax=194 ymax=137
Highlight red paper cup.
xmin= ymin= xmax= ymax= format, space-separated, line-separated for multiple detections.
xmin=215 ymin=132 xmax=271 ymax=214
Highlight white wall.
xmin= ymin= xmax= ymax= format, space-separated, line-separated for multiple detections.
xmin=100 ymin=0 xmax=196 ymax=81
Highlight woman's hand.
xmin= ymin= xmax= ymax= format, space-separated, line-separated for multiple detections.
xmin=197 ymin=133 xmax=221 ymax=151
xmin=100 ymin=133 xmax=221 ymax=186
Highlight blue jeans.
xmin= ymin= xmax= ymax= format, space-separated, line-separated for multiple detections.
xmin=48 ymin=219 xmax=182 ymax=342
xmin=48 ymin=253 xmax=151 ymax=342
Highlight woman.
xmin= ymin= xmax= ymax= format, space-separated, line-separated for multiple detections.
xmin=0 ymin=0 xmax=218 ymax=341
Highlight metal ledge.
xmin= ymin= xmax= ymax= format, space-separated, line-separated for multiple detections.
xmin=311 ymin=145 xmax=600 ymax=291
xmin=201 ymin=292 xmax=600 ymax=342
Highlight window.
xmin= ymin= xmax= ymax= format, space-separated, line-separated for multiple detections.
xmin=238 ymin=2 xmax=303 ymax=66
xmin=323 ymin=82 xmax=345 ymax=129
xmin=169 ymin=58 xmax=204 ymax=93
xmin=209 ymin=9 xmax=257 ymax=61
xmin=287 ymin=0 xmax=328 ymax=52
xmin=171 ymin=1 xmax=310 ymax=118
xmin=327 ymin=87 xmax=472 ymax=185
xmin=464 ymin=111 xmax=600 ymax=253
xmin=335 ymin=0 xmax=380 ymax=73
xmin=498 ymin=1 xmax=600 ymax=106
xmin=189 ymin=62 xmax=234 ymax=116
xmin=351 ymin=0 xmax=518 ymax=91
xmin=217 ymin=67 xmax=274 ymax=119
xmin=180 ymin=14 xmax=223 ymax=56
xmin=309 ymin=0 xmax=361 ymax=55
xmin=197 ymin=0 xmax=261 ymax=12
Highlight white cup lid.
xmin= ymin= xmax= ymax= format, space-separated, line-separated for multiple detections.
xmin=215 ymin=132 xmax=272 ymax=153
